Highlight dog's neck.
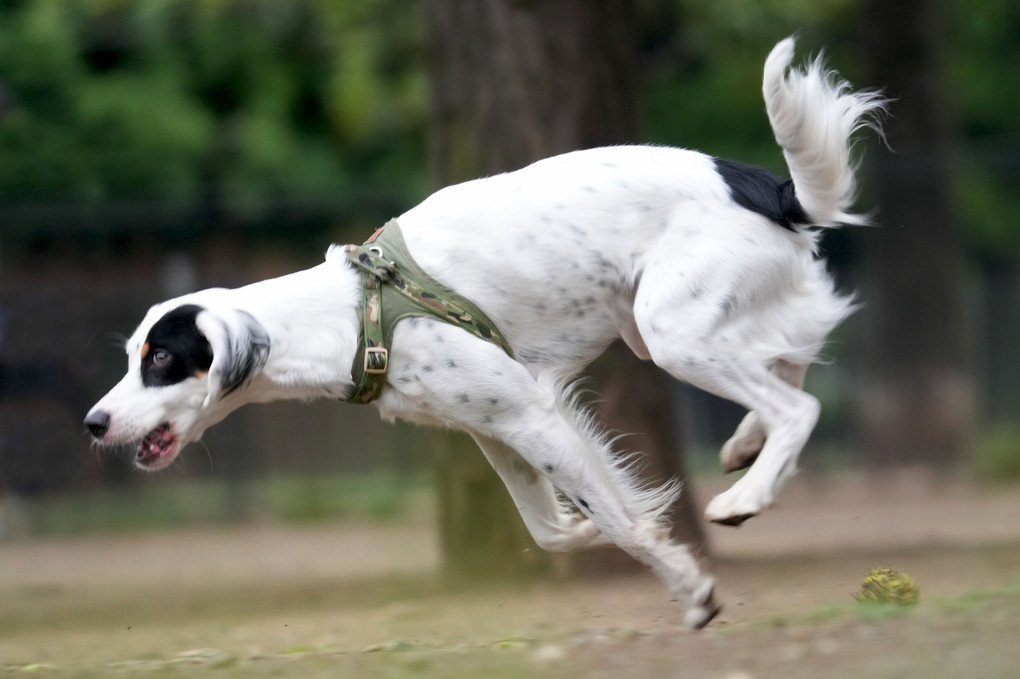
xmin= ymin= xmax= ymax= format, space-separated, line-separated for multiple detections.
xmin=222 ymin=249 xmax=362 ymax=404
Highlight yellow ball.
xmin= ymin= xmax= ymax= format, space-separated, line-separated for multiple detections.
xmin=855 ymin=567 xmax=919 ymax=605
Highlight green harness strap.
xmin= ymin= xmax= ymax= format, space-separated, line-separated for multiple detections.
xmin=343 ymin=220 xmax=514 ymax=404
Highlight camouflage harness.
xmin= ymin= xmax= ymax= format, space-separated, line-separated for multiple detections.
xmin=343 ymin=220 xmax=514 ymax=404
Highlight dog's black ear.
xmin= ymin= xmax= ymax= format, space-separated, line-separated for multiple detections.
xmin=195 ymin=309 xmax=271 ymax=406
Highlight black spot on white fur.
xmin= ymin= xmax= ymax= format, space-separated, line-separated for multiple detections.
xmin=141 ymin=305 xmax=212 ymax=387
xmin=714 ymin=158 xmax=809 ymax=231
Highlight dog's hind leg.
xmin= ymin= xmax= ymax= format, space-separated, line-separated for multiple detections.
xmin=700 ymin=362 xmax=819 ymax=526
xmin=719 ymin=360 xmax=808 ymax=473
xmin=470 ymin=432 xmax=613 ymax=552
xmin=632 ymin=247 xmax=826 ymax=526
xmin=646 ymin=346 xmax=819 ymax=526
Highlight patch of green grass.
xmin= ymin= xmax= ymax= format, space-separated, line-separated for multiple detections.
xmin=20 ymin=472 xmax=432 ymax=537
xmin=854 ymin=601 xmax=917 ymax=622
xmin=926 ymin=576 xmax=1020 ymax=615
xmin=752 ymin=577 xmax=1020 ymax=633
xmin=756 ymin=602 xmax=854 ymax=630
xmin=975 ymin=423 xmax=1020 ymax=482
xmin=23 ymin=481 xmax=238 ymax=535
xmin=263 ymin=473 xmax=425 ymax=523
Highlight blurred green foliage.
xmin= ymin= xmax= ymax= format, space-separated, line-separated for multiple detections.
xmin=0 ymin=0 xmax=1016 ymax=257
xmin=948 ymin=0 xmax=1020 ymax=257
xmin=0 ymin=0 xmax=426 ymax=207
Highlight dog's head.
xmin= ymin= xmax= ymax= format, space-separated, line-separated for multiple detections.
xmin=84 ymin=297 xmax=270 ymax=470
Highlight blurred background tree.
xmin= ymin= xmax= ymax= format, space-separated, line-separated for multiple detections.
xmin=422 ymin=0 xmax=704 ymax=579
xmin=0 ymin=0 xmax=426 ymax=212
xmin=857 ymin=0 xmax=975 ymax=469
xmin=0 ymin=0 xmax=1017 ymax=550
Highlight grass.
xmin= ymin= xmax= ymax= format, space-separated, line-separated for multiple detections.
xmin=974 ymin=423 xmax=1020 ymax=482
xmin=15 ymin=471 xmax=432 ymax=537
xmin=752 ymin=572 xmax=1020 ymax=632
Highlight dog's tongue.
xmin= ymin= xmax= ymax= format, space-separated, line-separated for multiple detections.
xmin=137 ymin=424 xmax=174 ymax=467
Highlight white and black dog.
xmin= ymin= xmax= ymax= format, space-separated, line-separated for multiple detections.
xmin=85 ymin=38 xmax=884 ymax=628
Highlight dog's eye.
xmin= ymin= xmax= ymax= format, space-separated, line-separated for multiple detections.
xmin=151 ymin=349 xmax=172 ymax=367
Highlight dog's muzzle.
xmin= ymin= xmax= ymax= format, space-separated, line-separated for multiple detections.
xmin=84 ymin=410 xmax=181 ymax=470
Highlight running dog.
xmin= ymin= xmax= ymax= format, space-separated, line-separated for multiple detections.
xmin=85 ymin=38 xmax=884 ymax=628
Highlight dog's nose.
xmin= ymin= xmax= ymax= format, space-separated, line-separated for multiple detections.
xmin=84 ymin=410 xmax=111 ymax=440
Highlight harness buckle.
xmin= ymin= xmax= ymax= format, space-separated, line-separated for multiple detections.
xmin=364 ymin=346 xmax=389 ymax=374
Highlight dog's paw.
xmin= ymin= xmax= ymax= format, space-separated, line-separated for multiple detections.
xmin=719 ymin=441 xmax=762 ymax=474
xmin=539 ymin=517 xmax=612 ymax=552
xmin=704 ymin=484 xmax=771 ymax=527
xmin=719 ymin=437 xmax=763 ymax=473
xmin=683 ymin=579 xmax=722 ymax=630
xmin=719 ymin=414 xmax=766 ymax=473
xmin=567 ymin=518 xmax=614 ymax=550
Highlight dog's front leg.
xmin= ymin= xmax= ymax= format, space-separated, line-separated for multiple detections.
xmin=379 ymin=322 xmax=720 ymax=628
xmin=512 ymin=425 xmax=717 ymax=628
xmin=491 ymin=389 xmax=718 ymax=628
xmin=470 ymin=433 xmax=613 ymax=553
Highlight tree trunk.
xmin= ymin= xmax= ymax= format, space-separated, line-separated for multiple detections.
xmin=857 ymin=0 xmax=976 ymax=468
xmin=422 ymin=0 xmax=706 ymax=579
xmin=424 ymin=0 xmax=640 ymax=179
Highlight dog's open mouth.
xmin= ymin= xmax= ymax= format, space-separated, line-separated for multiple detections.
xmin=135 ymin=423 xmax=178 ymax=470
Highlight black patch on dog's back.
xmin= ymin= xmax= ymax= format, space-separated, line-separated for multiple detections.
xmin=141 ymin=304 xmax=213 ymax=387
xmin=714 ymin=158 xmax=809 ymax=231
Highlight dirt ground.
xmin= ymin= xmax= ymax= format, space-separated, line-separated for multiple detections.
xmin=1 ymin=472 xmax=1019 ymax=678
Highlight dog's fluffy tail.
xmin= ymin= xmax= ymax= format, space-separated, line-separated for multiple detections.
xmin=763 ymin=37 xmax=886 ymax=226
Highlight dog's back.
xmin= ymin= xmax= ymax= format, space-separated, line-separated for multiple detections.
xmin=398 ymin=145 xmax=737 ymax=372
xmin=395 ymin=38 xmax=883 ymax=379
